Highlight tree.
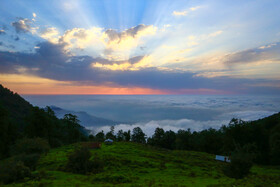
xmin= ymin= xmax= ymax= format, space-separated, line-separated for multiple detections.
xmin=123 ymin=130 xmax=131 ymax=141
xmin=223 ymin=152 xmax=253 ymax=179
xmin=25 ymin=107 xmax=50 ymax=139
xmin=95 ymin=131 xmax=105 ymax=142
xmin=269 ymin=132 xmax=280 ymax=164
xmin=63 ymin=113 xmax=80 ymax=125
xmin=88 ymin=134 xmax=95 ymax=141
xmin=117 ymin=130 xmax=125 ymax=141
xmin=152 ymin=127 xmax=165 ymax=147
xmin=162 ymin=130 xmax=176 ymax=149
xmin=175 ymin=129 xmax=191 ymax=150
xmin=105 ymin=126 xmax=116 ymax=140
xmin=131 ymin=127 xmax=146 ymax=143
xmin=0 ymin=105 xmax=17 ymax=159
xmin=63 ymin=113 xmax=84 ymax=143
xmin=66 ymin=147 xmax=92 ymax=174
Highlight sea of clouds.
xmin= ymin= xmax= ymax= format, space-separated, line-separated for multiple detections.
xmin=23 ymin=95 xmax=280 ymax=136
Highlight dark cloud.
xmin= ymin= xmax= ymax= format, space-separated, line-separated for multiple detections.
xmin=14 ymin=36 xmax=20 ymax=41
xmin=11 ymin=18 xmax=32 ymax=33
xmin=0 ymin=42 xmax=15 ymax=49
xmin=0 ymin=41 xmax=279 ymax=94
xmin=224 ymin=42 xmax=280 ymax=65
xmin=105 ymin=24 xmax=151 ymax=43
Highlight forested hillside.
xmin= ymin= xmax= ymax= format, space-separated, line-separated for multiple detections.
xmin=1 ymin=84 xmax=280 ymax=186
xmin=0 ymin=84 xmax=87 ymax=159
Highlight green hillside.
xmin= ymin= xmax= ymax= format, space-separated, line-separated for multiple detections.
xmin=1 ymin=84 xmax=280 ymax=186
xmin=2 ymin=142 xmax=280 ymax=187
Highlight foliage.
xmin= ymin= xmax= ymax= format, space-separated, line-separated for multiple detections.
xmin=12 ymin=137 xmax=50 ymax=155
xmin=116 ymin=130 xmax=125 ymax=141
xmin=146 ymin=115 xmax=280 ymax=165
xmin=95 ymin=131 xmax=105 ymax=142
xmin=223 ymin=152 xmax=253 ymax=179
xmin=13 ymin=153 xmax=41 ymax=170
xmin=0 ymin=84 xmax=87 ymax=159
xmin=0 ymin=160 xmax=31 ymax=184
xmin=66 ymin=147 xmax=103 ymax=174
xmin=105 ymin=126 xmax=116 ymax=140
xmin=123 ymin=130 xmax=131 ymax=141
xmin=0 ymin=105 xmax=17 ymax=159
xmin=131 ymin=127 xmax=146 ymax=143
xmin=269 ymin=131 xmax=280 ymax=164
xmin=5 ymin=142 xmax=280 ymax=186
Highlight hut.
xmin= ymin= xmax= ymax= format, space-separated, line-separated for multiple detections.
xmin=104 ymin=139 xmax=113 ymax=145
xmin=215 ymin=155 xmax=231 ymax=162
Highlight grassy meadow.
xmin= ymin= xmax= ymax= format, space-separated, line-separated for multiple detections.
xmin=2 ymin=142 xmax=280 ymax=187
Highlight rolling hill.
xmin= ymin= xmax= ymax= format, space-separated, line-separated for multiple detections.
xmin=2 ymin=142 xmax=280 ymax=186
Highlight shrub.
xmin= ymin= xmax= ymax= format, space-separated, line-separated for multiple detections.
xmin=223 ymin=152 xmax=253 ymax=179
xmin=93 ymin=173 xmax=131 ymax=184
xmin=12 ymin=137 xmax=50 ymax=155
xmin=91 ymin=153 xmax=104 ymax=173
xmin=66 ymin=147 xmax=103 ymax=174
xmin=0 ymin=160 xmax=31 ymax=184
xmin=49 ymin=138 xmax=63 ymax=148
xmin=13 ymin=154 xmax=41 ymax=170
xmin=159 ymin=161 xmax=166 ymax=170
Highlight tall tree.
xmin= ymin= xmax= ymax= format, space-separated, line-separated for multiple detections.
xmin=131 ymin=127 xmax=146 ymax=143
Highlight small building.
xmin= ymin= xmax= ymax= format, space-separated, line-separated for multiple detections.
xmin=104 ymin=139 xmax=113 ymax=145
xmin=215 ymin=155 xmax=231 ymax=163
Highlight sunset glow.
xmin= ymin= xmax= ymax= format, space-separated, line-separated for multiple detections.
xmin=0 ymin=0 xmax=280 ymax=95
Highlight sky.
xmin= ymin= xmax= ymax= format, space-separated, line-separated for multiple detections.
xmin=0 ymin=0 xmax=280 ymax=95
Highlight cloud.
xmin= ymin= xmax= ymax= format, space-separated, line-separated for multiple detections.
xmin=223 ymin=42 xmax=280 ymax=65
xmin=32 ymin=13 xmax=37 ymax=18
xmin=207 ymin=30 xmax=223 ymax=38
xmin=172 ymin=6 xmax=201 ymax=16
xmin=1 ymin=41 xmax=280 ymax=94
xmin=14 ymin=36 xmax=20 ymax=41
xmin=172 ymin=10 xmax=188 ymax=16
xmin=91 ymin=56 xmax=152 ymax=71
xmin=0 ymin=30 xmax=5 ymax=35
xmin=58 ymin=27 xmax=104 ymax=50
xmin=41 ymin=24 xmax=157 ymax=61
xmin=103 ymin=24 xmax=157 ymax=60
xmin=90 ymin=110 xmax=277 ymax=136
xmin=93 ymin=119 xmax=228 ymax=137
xmin=0 ymin=42 xmax=15 ymax=49
xmin=40 ymin=27 xmax=60 ymax=43
xmin=190 ymin=6 xmax=201 ymax=11
xmin=12 ymin=18 xmax=32 ymax=33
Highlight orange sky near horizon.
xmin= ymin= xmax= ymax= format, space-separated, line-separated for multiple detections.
xmin=0 ymin=74 xmax=231 ymax=95
xmin=0 ymin=74 xmax=169 ymax=95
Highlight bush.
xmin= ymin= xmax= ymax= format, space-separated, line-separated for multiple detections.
xmin=12 ymin=137 xmax=50 ymax=155
xmin=66 ymin=147 xmax=103 ymax=174
xmin=223 ymin=153 xmax=253 ymax=179
xmin=91 ymin=153 xmax=104 ymax=173
xmin=13 ymin=154 xmax=41 ymax=170
xmin=93 ymin=173 xmax=132 ymax=184
xmin=0 ymin=160 xmax=31 ymax=184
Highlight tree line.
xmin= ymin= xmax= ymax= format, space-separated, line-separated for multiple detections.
xmin=91 ymin=116 xmax=280 ymax=165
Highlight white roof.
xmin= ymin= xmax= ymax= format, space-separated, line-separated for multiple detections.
xmin=105 ymin=139 xmax=113 ymax=142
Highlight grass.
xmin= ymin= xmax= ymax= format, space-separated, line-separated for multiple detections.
xmin=3 ymin=142 xmax=280 ymax=186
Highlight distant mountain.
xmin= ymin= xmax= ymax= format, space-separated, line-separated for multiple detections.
xmin=50 ymin=106 xmax=119 ymax=128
